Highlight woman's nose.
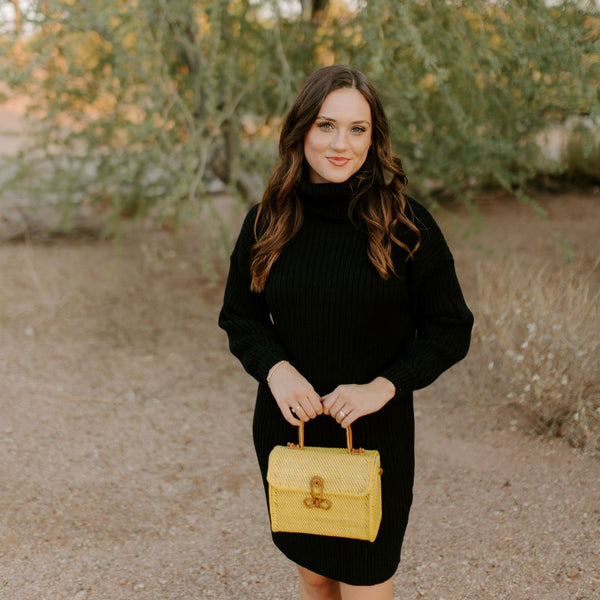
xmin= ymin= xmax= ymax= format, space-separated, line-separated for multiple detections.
xmin=330 ymin=130 xmax=348 ymax=151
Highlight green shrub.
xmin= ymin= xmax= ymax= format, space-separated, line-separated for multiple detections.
xmin=0 ymin=0 xmax=598 ymax=231
xmin=565 ymin=120 xmax=600 ymax=180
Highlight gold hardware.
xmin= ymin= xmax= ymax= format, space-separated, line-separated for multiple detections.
xmin=303 ymin=476 xmax=331 ymax=510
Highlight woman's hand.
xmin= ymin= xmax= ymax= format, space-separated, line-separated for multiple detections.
xmin=267 ymin=362 xmax=323 ymax=426
xmin=321 ymin=377 xmax=396 ymax=427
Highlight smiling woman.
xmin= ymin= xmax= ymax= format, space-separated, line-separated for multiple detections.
xmin=219 ymin=65 xmax=473 ymax=600
xmin=304 ymin=87 xmax=372 ymax=184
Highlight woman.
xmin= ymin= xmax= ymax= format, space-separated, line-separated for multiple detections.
xmin=219 ymin=65 xmax=473 ymax=600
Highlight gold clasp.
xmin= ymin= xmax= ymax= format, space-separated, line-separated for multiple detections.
xmin=303 ymin=476 xmax=331 ymax=510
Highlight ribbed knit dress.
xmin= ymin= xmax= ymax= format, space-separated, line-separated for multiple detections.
xmin=218 ymin=176 xmax=474 ymax=586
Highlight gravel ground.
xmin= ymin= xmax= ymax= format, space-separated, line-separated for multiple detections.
xmin=1 ymin=192 xmax=599 ymax=600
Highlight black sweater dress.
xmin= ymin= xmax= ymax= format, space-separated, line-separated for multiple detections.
xmin=218 ymin=177 xmax=474 ymax=585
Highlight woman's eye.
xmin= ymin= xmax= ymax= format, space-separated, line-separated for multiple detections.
xmin=315 ymin=121 xmax=366 ymax=134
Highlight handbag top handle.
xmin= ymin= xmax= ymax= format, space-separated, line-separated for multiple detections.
xmin=295 ymin=422 xmax=364 ymax=455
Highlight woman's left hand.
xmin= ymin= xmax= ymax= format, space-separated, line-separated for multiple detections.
xmin=321 ymin=377 xmax=396 ymax=427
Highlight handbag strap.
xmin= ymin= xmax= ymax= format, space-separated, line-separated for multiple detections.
xmin=296 ymin=421 xmax=364 ymax=455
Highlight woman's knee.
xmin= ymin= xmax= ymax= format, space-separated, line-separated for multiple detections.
xmin=339 ymin=575 xmax=394 ymax=600
xmin=297 ymin=565 xmax=340 ymax=599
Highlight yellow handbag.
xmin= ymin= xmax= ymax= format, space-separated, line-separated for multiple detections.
xmin=266 ymin=422 xmax=383 ymax=542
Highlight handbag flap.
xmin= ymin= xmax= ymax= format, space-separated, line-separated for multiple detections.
xmin=267 ymin=445 xmax=380 ymax=497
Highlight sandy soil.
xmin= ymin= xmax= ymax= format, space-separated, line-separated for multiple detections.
xmin=1 ymin=189 xmax=599 ymax=600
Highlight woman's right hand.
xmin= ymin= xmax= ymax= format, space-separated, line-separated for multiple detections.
xmin=267 ymin=362 xmax=323 ymax=426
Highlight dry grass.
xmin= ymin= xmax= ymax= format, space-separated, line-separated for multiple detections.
xmin=474 ymin=255 xmax=600 ymax=451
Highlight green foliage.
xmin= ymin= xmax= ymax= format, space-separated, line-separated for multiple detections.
xmin=0 ymin=0 xmax=598 ymax=231
xmin=350 ymin=0 xmax=599 ymax=195
xmin=0 ymin=0 xmax=292 ymax=232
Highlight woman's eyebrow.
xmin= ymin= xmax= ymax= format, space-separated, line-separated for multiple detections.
xmin=316 ymin=116 xmax=371 ymax=125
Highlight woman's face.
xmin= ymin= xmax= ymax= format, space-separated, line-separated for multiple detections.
xmin=303 ymin=87 xmax=372 ymax=184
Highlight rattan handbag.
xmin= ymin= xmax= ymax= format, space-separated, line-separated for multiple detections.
xmin=266 ymin=422 xmax=383 ymax=542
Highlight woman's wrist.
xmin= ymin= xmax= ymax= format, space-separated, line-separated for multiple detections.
xmin=266 ymin=360 xmax=289 ymax=386
xmin=371 ymin=376 xmax=396 ymax=400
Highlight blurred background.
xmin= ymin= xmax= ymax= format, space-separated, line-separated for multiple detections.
xmin=1 ymin=2 xmax=599 ymax=598
xmin=1 ymin=0 xmax=599 ymax=229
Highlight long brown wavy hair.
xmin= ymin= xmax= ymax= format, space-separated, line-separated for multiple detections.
xmin=250 ymin=65 xmax=421 ymax=293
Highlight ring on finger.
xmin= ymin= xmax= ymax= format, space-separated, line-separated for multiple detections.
xmin=338 ymin=410 xmax=346 ymax=418
xmin=291 ymin=405 xmax=301 ymax=414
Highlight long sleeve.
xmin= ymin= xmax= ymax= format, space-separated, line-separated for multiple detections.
xmin=378 ymin=200 xmax=474 ymax=394
xmin=218 ymin=205 xmax=288 ymax=382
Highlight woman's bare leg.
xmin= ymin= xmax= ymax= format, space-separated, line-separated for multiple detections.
xmin=339 ymin=575 xmax=394 ymax=600
xmin=297 ymin=565 xmax=342 ymax=600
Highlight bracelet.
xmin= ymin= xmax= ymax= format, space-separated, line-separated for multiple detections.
xmin=267 ymin=360 xmax=289 ymax=386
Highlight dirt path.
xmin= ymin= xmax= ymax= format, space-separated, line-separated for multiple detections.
xmin=1 ymin=193 xmax=599 ymax=600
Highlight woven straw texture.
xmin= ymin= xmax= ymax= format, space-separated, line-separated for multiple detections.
xmin=267 ymin=445 xmax=382 ymax=542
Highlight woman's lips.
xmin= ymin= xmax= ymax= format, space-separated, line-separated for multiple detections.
xmin=326 ymin=157 xmax=351 ymax=166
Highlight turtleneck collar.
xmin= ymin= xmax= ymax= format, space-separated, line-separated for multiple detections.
xmin=297 ymin=175 xmax=359 ymax=221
